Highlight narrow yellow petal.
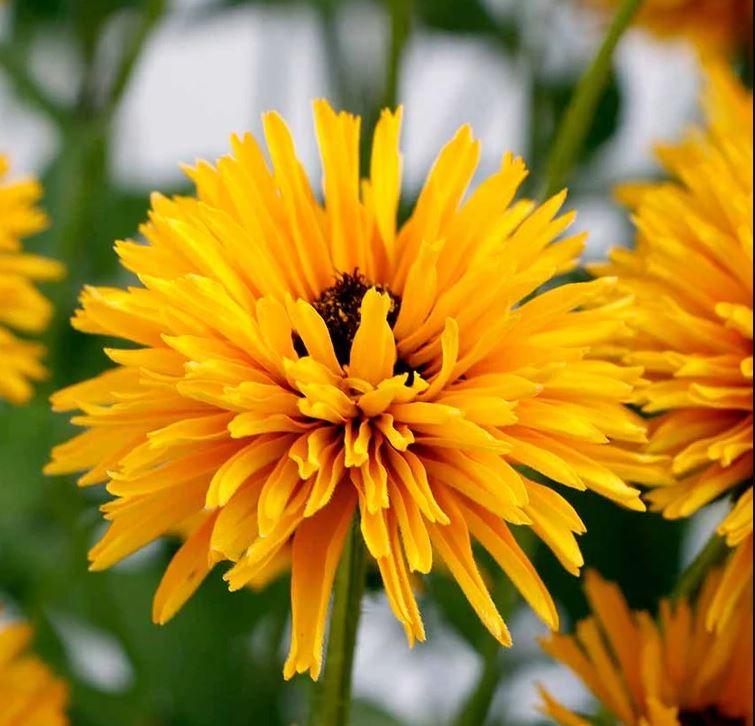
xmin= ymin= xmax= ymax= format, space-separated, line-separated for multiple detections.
xmin=349 ymin=289 xmax=397 ymax=386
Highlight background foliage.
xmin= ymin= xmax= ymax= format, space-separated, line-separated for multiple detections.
xmin=1 ymin=1 xmax=692 ymax=724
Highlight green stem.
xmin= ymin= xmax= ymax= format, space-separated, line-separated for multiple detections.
xmin=450 ymin=572 xmax=518 ymax=726
xmin=309 ymin=521 xmax=367 ymax=726
xmin=543 ymin=0 xmax=643 ymax=198
xmin=672 ymin=533 xmax=730 ymax=603
xmin=383 ymin=0 xmax=413 ymax=110
xmin=0 ymin=44 xmax=70 ymax=128
xmin=318 ymin=2 xmax=354 ymax=110
xmin=451 ymin=637 xmax=503 ymax=726
xmin=102 ymin=0 xmax=167 ymax=122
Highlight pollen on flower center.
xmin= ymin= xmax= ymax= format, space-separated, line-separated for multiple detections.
xmin=301 ymin=270 xmax=401 ymax=367
xmin=679 ymin=708 xmax=746 ymax=726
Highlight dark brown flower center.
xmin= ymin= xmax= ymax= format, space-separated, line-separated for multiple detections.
xmin=679 ymin=708 xmax=747 ymax=726
xmin=297 ymin=270 xmax=401 ymax=367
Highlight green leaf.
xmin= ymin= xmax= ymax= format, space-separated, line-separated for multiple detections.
xmin=414 ymin=0 xmax=519 ymax=51
xmin=351 ymin=700 xmax=409 ymax=726
xmin=532 ymin=490 xmax=687 ymax=622
xmin=414 ymin=0 xmax=498 ymax=34
xmin=529 ymin=70 xmax=623 ymax=191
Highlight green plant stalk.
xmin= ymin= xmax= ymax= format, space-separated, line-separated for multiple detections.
xmin=450 ymin=569 xmax=519 ymax=726
xmin=317 ymin=0 xmax=355 ymax=111
xmin=451 ymin=637 xmax=503 ymax=726
xmin=383 ymin=0 xmax=413 ymax=110
xmin=544 ymin=0 xmax=644 ymax=198
xmin=309 ymin=521 xmax=367 ymax=726
xmin=103 ymin=0 xmax=167 ymax=122
xmin=0 ymin=44 xmax=70 ymax=128
xmin=672 ymin=532 xmax=730 ymax=603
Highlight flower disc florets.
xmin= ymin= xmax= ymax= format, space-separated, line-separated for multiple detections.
xmin=299 ymin=270 xmax=401 ymax=367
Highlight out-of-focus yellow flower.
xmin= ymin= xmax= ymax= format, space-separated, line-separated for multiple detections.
xmin=47 ymin=101 xmax=662 ymax=681
xmin=593 ymin=64 xmax=753 ymax=631
xmin=0 ymin=155 xmax=64 ymax=404
xmin=0 ymin=620 xmax=69 ymax=726
xmin=588 ymin=0 xmax=753 ymax=54
xmin=540 ymin=570 xmax=753 ymax=726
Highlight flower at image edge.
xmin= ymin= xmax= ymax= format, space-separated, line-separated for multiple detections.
xmin=539 ymin=570 xmax=753 ymax=726
xmin=586 ymin=0 xmax=753 ymax=54
xmin=0 ymin=620 xmax=69 ymax=726
xmin=593 ymin=64 xmax=754 ymax=632
xmin=0 ymin=155 xmax=64 ymax=405
xmin=47 ymin=101 xmax=663 ymax=680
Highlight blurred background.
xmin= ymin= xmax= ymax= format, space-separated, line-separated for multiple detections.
xmin=0 ymin=1 xmax=721 ymax=724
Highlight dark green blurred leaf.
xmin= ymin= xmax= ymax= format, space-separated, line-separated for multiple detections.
xmin=414 ymin=0 xmax=498 ymax=34
xmin=351 ymin=700 xmax=408 ymax=726
xmin=533 ymin=489 xmax=686 ymax=622
xmin=10 ymin=0 xmax=144 ymax=49
xmin=586 ymin=74 xmax=622 ymax=158
xmin=215 ymin=0 xmax=348 ymax=10
xmin=552 ymin=70 xmax=622 ymax=162
xmin=416 ymin=0 xmax=497 ymax=33
xmin=414 ymin=0 xmax=518 ymax=51
xmin=528 ymin=69 xmax=623 ymax=190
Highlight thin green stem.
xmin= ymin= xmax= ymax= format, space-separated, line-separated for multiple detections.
xmin=309 ymin=521 xmax=367 ymax=726
xmin=383 ymin=0 xmax=413 ymax=110
xmin=102 ymin=0 xmax=167 ymax=121
xmin=450 ymin=572 xmax=518 ymax=726
xmin=0 ymin=44 xmax=70 ymax=128
xmin=451 ymin=637 xmax=503 ymax=726
xmin=543 ymin=0 xmax=644 ymax=198
xmin=672 ymin=533 xmax=730 ymax=603
xmin=318 ymin=2 xmax=354 ymax=110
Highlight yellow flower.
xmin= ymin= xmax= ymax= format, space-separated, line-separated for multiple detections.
xmin=0 ymin=620 xmax=69 ymax=726
xmin=0 ymin=155 xmax=65 ymax=405
xmin=47 ymin=101 xmax=659 ymax=681
xmin=593 ymin=65 xmax=753 ymax=631
xmin=588 ymin=0 xmax=753 ymax=53
xmin=539 ymin=570 xmax=753 ymax=726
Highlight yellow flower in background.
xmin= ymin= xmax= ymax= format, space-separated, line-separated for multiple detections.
xmin=539 ymin=570 xmax=753 ymax=726
xmin=0 ymin=155 xmax=64 ymax=405
xmin=47 ymin=101 xmax=662 ymax=681
xmin=588 ymin=0 xmax=753 ymax=53
xmin=593 ymin=65 xmax=753 ymax=631
xmin=0 ymin=620 xmax=69 ymax=726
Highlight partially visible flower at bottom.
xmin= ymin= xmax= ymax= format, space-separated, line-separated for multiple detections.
xmin=539 ymin=570 xmax=753 ymax=726
xmin=47 ymin=101 xmax=664 ymax=680
xmin=0 ymin=620 xmax=69 ymax=726
xmin=0 ymin=154 xmax=65 ymax=404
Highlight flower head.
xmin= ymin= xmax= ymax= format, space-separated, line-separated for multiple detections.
xmin=0 ymin=154 xmax=64 ymax=404
xmin=587 ymin=0 xmax=753 ymax=53
xmin=593 ymin=65 xmax=753 ymax=631
xmin=47 ymin=101 xmax=658 ymax=680
xmin=0 ymin=620 xmax=69 ymax=725
xmin=539 ymin=570 xmax=753 ymax=726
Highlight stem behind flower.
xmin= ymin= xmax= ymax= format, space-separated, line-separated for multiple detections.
xmin=309 ymin=520 xmax=367 ymax=726
xmin=672 ymin=533 xmax=730 ymax=603
xmin=544 ymin=0 xmax=644 ymax=198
